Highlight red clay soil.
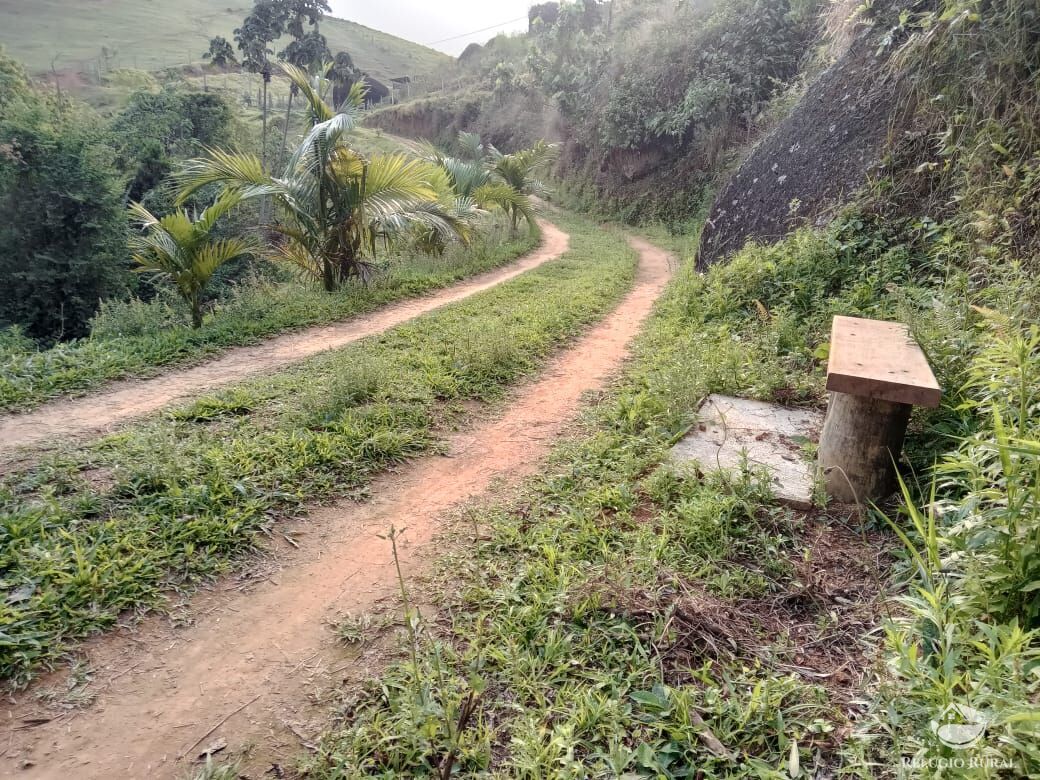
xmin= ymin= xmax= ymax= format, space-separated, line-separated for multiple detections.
xmin=0 ymin=221 xmax=569 ymax=465
xmin=1 ymin=237 xmax=674 ymax=779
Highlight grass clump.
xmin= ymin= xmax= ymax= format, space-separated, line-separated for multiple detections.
xmin=0 ymin=211 xmax=636 ymax=686
xmin=0 ymin=219 xmax=537 ymax=412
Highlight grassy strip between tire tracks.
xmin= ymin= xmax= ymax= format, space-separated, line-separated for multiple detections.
xmin=0 ymin=211 xmax=637 ymax=685
xmin=0 ymin=220 xmax=539 ymax=413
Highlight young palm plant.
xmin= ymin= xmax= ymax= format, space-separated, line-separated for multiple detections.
xmin=421 ymin=133 xmax=556 ymax=235
xmin=128 ymin=192 xmax=258 ymax=329
xmin=491 ymin=140 xmax=557 ymax=233
xmin=177 ymin=63 xmax=474 ymax=291
xmin=418 ymin=138 xmax=542 ymax=238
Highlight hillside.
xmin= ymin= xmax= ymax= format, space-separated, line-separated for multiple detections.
xmin=0 ymin=0 xmax=449 ymax=84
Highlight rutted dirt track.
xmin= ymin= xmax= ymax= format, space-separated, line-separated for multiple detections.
xmin=0 ymin=221 xmax=569 ymax=464
xmin=2 ymin=237 xmax=673 ymax=779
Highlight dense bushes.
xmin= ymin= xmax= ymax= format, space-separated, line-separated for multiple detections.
xmin=0 ymin=51 xmax=242 ymax=344
xmin=532 ymin=0 xmax=820 ymax=153
xmin=0 ymin=56 xmax=129 ymax=342
xmin=109 ymin=87 xmax=235 ymax=203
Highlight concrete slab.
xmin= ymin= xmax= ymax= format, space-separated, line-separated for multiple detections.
xmin=669 ymin=395 xmax=824 ymax=509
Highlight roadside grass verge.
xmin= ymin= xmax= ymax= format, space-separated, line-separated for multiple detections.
xmin=0 ymin=218 xmax=538 ymax=413
xmin=0 ymin=211 xmax=635 ymax=686
xmin=307 ymin=214 xmax=1040 ymax=776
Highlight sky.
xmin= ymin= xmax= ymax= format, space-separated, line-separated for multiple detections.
xmin=328 ymin=1 xmax=532 ymax=55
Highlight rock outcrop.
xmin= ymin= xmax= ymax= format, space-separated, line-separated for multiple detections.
xmin=697 ymin=33 xmax=901 ymax=269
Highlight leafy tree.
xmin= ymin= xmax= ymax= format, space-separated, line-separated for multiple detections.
xmin=458 ymin=42 xmax=484 ymax=63
xmin=235 ymin=0 xmax=288 ymax=172
xmin=108 ymin=88 xmax=234 ymax=203
xmin=234 ymin=1 xmax=287 ymax=72
xmin=177 ymin=64 xmax=474 ymax=290
xmin=0 ymin=77 xmax=128 ymax=342
xmin=128 ymin=192 xmax=258 ymax=328
xmin=280 ymin=29 xmax=330 ymax=69
xmin=528 ymin=2 xmax=561 ymax=31
xmin=329 ymin=51 xmax=362 ymax=108
xmin=0 ymin=46 xmax=31 ymax=108
xmin=203 ymin=36 xmax=237 ymax=68
xmin=491 ymin=140 xmax=556 ymax=232
xmin=281 ymin=0 xmax=331 ymax=39
xmin=417 ymin=132 xmax=553 ymax=241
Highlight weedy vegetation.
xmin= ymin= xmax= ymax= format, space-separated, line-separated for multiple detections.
xmin=308 ymin=204 xmax=1040 ymax=776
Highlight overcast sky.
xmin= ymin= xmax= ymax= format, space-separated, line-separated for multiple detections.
xmin=328 ymin=1 xmax=532 ymax=55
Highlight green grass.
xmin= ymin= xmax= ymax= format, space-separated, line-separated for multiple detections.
xmin=0 ymin=220 xmax=537 ymax=412
xmin=306 ymin=212 xmax=1040 ymax=775
xmin=0 ymin=0 xmax=449 ymax=85
xmin=0 ymin=211 xmax=638 ymax=686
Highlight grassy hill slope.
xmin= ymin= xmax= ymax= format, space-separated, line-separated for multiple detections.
xmin=0 ymin=0 xmax=449 ymax=83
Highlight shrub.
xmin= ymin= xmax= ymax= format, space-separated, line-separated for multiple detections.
xmin=0 ymin=65 xmax=129 ymax=343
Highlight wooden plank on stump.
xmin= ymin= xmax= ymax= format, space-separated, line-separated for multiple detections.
xmin=826 ymin=316 xmax=941 ymax=408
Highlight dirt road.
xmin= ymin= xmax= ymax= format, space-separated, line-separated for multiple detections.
xmin=0 ymin=221 xmax=569 ymax=464
xmin=1 ymin=237 xmax=674 ymax=779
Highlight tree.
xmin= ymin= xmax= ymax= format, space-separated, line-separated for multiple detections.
xmin=128 ymin=192 xmax=258 ymax=328
xmin=458 ymin=42 xmax=484 ymax=63
xmin=235 ymin=0 xmax=288 ymax=175
xmin=278 ymin=30 xmax=331 ymax=163
xmin=203 ymin=37 xmax=237 ymax=68
xmin=491 ymin=141 xmax=557 ymax=232
xmin=0 ymin=71 xmax=128 ymax=342
xmin=528 ymin=2 xmax=561 ymax=32
xmin=109 ymin=88 xmax=234 ymax=203
xmin=418 ymin=132 xmax=549 ymax=236
xmin=177 ymin=64 xmax=474 ymax=290
xmin=0 ymin=46 xmax=31 ymax=108
xmin=281 ymin=0 xmax=331 ymax=39
xmin=280 ymin=30 xmax=330 ymax=70
xmin=329 ymin=51 xmax=361 ymax=108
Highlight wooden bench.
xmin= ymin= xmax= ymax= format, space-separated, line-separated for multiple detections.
xmin=818 ymin=316 xmax=941 ymax=503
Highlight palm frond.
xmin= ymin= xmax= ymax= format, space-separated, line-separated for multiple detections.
xmin=414 ymin=140 xmax=448 ymax=165
xmin=281 ymin=61 xmax=335 ymax=124
xmin=287 ymin=112 xmax=358 ymax=180
xmin=127 ymin=201 xmax=160 ymax=229
xmin=361 ymin=155 xmax=442 ymax=219
xmin=271 ymin=237 xmax=325 ymax=280
xmin=195 ymin=190 xmax=247 ymax=235
xmin=176 ymin=149 xmax=277 ymax=203
xmin=472 ymin=183 xmax=535 ymax=225
xmin=443 ymin=158 xmax=491 ymax=198
xmin=340 ymin=79 xmax=368 ymax=112
xmin=457 ymin=131 xmax=486 ymax=161
xmin=192 ymin=237 xmax=258 ymax=286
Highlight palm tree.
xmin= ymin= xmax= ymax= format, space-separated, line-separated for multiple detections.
xmin=491 ymin=140 xmax=557 ymax=233
xmin=416 ymin=136 xmax=540 ymax=238
xmin=177 ymin=63 xmax=473 ymax=291
xmin=128 ymin=192 xmax=258 ymax=329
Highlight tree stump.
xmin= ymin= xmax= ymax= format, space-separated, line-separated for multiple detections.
xmin=819 ymin=393 xmax=911 ymax=503
xmin=819 ymin=316 xmax=941 ymax=504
